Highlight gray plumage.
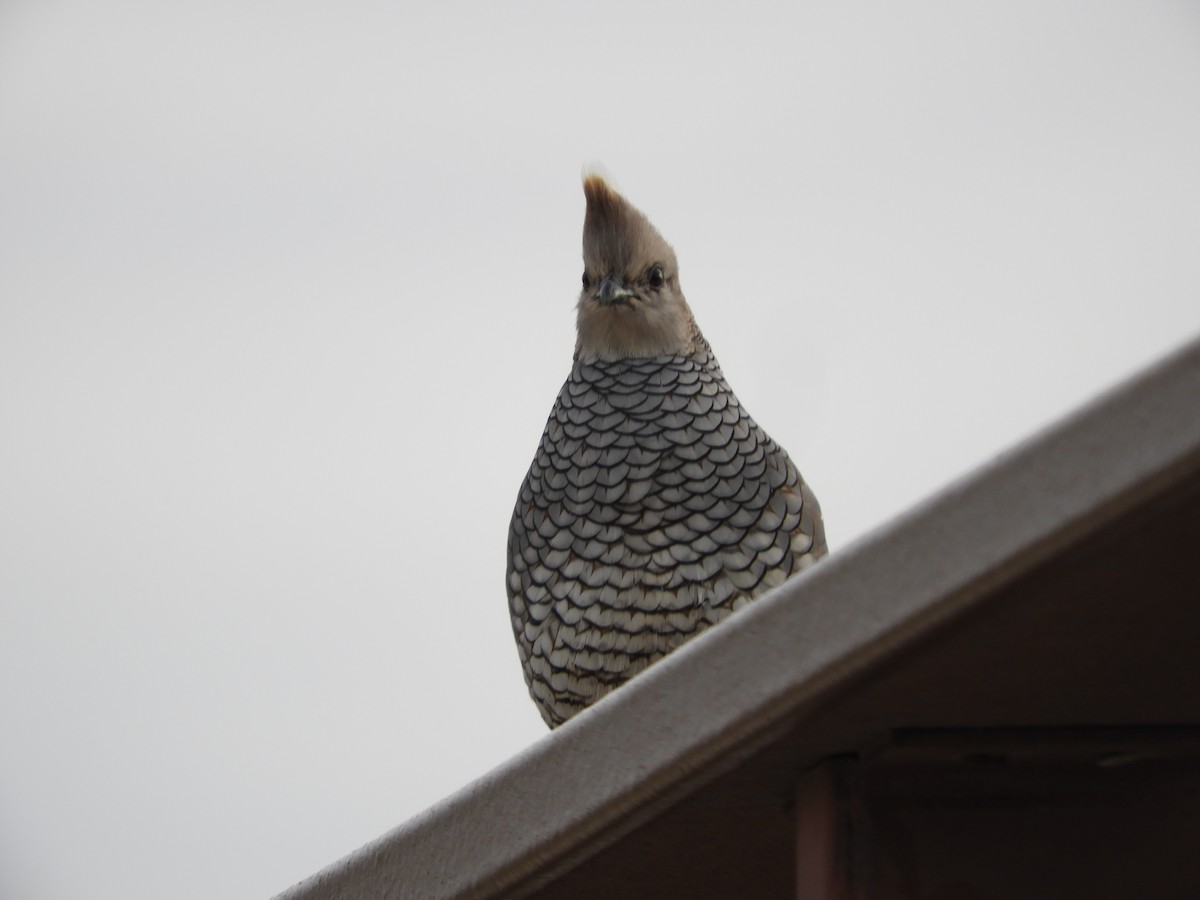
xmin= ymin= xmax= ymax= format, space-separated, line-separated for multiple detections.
xmin=507 ymin=174 xmax=826 ymax=727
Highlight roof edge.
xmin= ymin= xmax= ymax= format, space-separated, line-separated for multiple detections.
xmin=274 ymin=332 xmax=1200 ymax=900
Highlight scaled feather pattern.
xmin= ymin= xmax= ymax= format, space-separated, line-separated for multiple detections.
xmin=507 ymin=175 xmax=827 ymax=727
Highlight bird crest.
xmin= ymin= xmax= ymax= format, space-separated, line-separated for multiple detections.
xmin=576 ymin=173 xmax=699 ymax=361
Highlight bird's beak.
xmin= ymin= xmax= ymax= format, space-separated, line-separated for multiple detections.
xmin=596 ymin=275 xmax=634 ymax=306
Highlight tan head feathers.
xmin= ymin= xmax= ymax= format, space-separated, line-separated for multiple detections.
xmin=581 ymin=174 xmax=676 ymax=278
xmin=575 ymin=174 xmax=699 ymax=362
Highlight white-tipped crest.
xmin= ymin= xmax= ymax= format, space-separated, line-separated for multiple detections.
xmin=575 ymin=174 xmax=699 ymax=362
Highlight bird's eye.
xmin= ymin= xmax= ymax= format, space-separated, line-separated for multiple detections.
xmin=582 ymin=272 xmax=591 ymax=289
xmin=648 ymin=265 xmax=665 ymax=289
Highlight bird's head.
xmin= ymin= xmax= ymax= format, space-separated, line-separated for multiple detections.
xmin=575 ymin=174 xmax=699 ymax=362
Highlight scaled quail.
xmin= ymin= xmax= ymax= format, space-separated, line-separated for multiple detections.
xmin=507 ymin=174 xmax=827 ymax=727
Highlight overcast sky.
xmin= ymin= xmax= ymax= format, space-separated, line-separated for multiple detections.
xmin=2 ymin=2 xmax=1198 ymax=898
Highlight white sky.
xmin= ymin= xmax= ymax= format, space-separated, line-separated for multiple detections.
xmin=2 ymin=2 xmax=1198 ymax=898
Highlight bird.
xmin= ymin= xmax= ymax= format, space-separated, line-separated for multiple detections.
xmin=507 ymin=173 xmax=827 ymax=727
